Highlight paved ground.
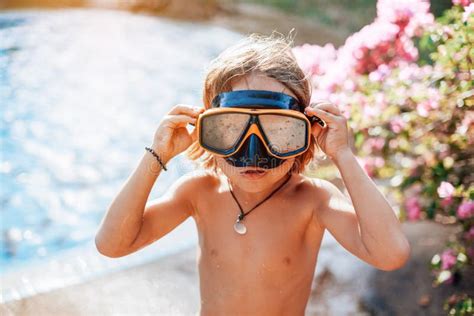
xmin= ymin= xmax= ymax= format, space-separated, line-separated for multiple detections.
xmin=2 ymin=221 xmax=471 ymax=316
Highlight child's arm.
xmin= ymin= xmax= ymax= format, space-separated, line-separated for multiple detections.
xmin=306 ymin=103 xmax=410 ymax=271
xmin=95 ymin=104 xmax=204 ymax=258
xmin=312 ymin=151 xmax=410 ymax=271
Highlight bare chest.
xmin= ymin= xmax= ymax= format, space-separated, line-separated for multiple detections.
xmin=193 ymin=188 xmax=323 ymax=289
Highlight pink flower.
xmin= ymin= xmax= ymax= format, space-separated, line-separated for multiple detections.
xmin=405 ymin=196 xmax=422 ymax=220
xmin=463 ymin=4 xmax=474 ymax=22
xmin=301 ymin=0 xmax=435 ymax=98
xmin=292 ymin=43 xmax=337 ymax=76
xmin=452 ymin=0 xmax=472 ymax=7
xmin=416 ymin=89 xmax=440 ymax=117
xmin=441 ymin=249 xmax=457 ymax=270
xmin=416 ymin=101 xmax=432 ymax=117
xmin=457 ymin=110 xmax=474 ymax=134
xmin=310 ymin=89 xmax=330 ymax=102
xmin=395 ymin=35 xmax=419 ymax=62
xmin=369 ymin=64 xmax=391 ymax=82
xmin=377 ymin=0 xmax=434 ymax=36
xmin=356 ymin=156 xmax=384 ymax=177
xmin=364 ymin=137 xmax=385 ymax=153
xmin=467 ymin=247 xmax=474 ymax=260
xmin=374 ymin=156 xmax=385 ymax=168
xmin=464 ymin=227 xmax=474 ymax=241
xmin=437 ymin=181 xmax=455 ymax=198
xmin=397 ymin=62 xmax=433 ymax=83
xmin=457 ymin=200 xmax=474 ymax=219
xmin=363 ymin=104 xmax=383 ymax=120
xmin=441 ymin=196 xmax=454 ymax=208
xmin=390 ymin=116 xmax=405 ymax=133
xmin=328 ymin=18 xmax=401 ymax=78
xmin=342 ymin=79 xmax=356 ymax=91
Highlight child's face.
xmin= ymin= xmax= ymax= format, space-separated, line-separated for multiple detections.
xmin=214 ymin=72 xmax=299 ymax=192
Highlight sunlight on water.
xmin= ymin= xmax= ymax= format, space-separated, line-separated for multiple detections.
xmin=0 ymin=8 xmax=242 ymax=283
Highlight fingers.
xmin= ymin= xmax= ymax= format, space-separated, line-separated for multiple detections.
xmin=166 ymin=104 xmax=204 ymax=128
xmin=309 ymin=101 xmax=342 ymax=116
xmin=306 ymin=107 xmax=339 ymax=124
xmin=168 ymin=104 xmax=205 ymax=117
xmin=305 ymin=103 xmax=344 ymax=125
xmin=165 ymin=114 xmax=197 ymax=127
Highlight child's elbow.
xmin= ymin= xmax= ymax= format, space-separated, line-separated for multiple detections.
xmin=379 ymin=239 xmax=411 ymax=271
xmin=95 ymin=235 xmax=123 ymax=258
xmin=95 ymin=236 xmax=111 ymax=257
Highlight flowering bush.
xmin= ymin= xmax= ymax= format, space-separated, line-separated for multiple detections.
xmin=293 ymin=0 xmax=473 ymax=314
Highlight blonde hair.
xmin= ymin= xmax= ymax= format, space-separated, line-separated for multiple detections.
xmin=186 ymin=32 xmax=316 ymax=174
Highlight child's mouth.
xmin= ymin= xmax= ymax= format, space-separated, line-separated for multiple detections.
xmin=240 ymin=168 xmax=267 ymax=179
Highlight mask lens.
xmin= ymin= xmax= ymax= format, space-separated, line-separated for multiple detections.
xmin=258 ymin=114 xmax=307 ymax=154
xmin=201 ymin=113 xmax=251 ymax=151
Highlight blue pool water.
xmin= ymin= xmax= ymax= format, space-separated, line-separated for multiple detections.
xmin=0 ymin=8 xmax=242 ymax=279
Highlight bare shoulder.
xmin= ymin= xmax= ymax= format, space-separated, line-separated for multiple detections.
xmin=171 ymin=169 xmax=219 ymax=197
xmin=297 ymin=174 xmax=332 ymax=203
xmin=302 ymin=176 xmax=349 ymax=201
xmin=167 ymin=169 xmax=219 ymax=214
xmin=298 ymin=175 xmax=352 ymax=229
xmin=319 ymin=178 xmax=352 ymax=205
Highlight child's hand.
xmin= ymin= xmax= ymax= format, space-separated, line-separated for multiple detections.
xmin=152 ymin=104 xmax=205 ymax=162
xmin=304 ymin=101 xmax=351 ymax=161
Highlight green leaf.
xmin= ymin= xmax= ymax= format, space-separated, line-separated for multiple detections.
xmin=427 ymin=200 xmax=437 ymax=219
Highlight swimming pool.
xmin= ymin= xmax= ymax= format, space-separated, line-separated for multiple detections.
xmin=0 ymin=8 xmax=242 ymax=301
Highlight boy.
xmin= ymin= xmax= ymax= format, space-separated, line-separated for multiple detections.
xmin=95 ymin=34 xmax=410 ymax=315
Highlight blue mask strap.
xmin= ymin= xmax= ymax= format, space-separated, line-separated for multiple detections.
xmin=211 ymin=90 xmax=303 ymax=111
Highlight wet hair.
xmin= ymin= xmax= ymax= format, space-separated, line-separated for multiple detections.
xmin=186 ymin=32 xmax=316 ymax=174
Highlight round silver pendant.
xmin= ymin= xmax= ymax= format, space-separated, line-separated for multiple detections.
xmin=234 ymin=221 xmax=247 ymax=235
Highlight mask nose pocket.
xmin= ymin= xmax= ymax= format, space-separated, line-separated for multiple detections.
xmin=225 ymin=134 xmax=285 ymax=169
xmin=245 ymin=134 xmax=268 ymax=166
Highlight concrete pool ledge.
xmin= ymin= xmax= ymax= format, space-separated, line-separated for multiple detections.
xmin=0 ymin=242 xmax=195 ymax=304
xmin=1 ymin=246 xmax=202 ymax=315
xmin=1 ymin=218 xmax=199 ymax=304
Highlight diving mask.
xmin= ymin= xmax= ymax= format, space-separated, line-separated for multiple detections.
xmin=195 ymin=90 xmax=326 ymax=168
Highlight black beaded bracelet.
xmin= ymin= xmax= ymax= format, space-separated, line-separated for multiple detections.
xmin=145 ymin=146 xmax=168 ymax=171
